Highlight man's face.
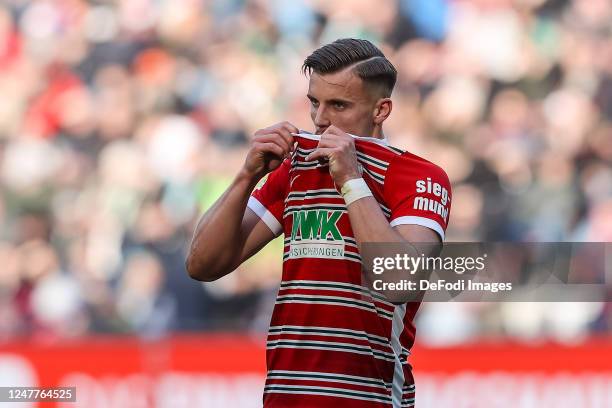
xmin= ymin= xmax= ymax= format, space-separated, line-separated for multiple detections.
xmin=307 ymin=68 xmax=380 ymax=136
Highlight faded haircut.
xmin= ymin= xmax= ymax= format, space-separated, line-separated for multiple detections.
xmin=302 ymin=38 xmax=397 ymax=98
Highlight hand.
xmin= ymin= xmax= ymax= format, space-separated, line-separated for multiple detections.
xmin=305 ymin=125 xmax=362 ymax=189
xmin=242 ymin=121 xmax=298 ymax=180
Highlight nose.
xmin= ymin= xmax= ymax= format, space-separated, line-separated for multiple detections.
xmin=314 ymin=106 xmax=330 ymax=134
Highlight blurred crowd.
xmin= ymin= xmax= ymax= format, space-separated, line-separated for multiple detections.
xmin=0 ymin=0 xmax=610 ymax=343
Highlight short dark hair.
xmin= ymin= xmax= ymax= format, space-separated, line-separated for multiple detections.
xmin=302 ymin=38 xmax=397 ymax=98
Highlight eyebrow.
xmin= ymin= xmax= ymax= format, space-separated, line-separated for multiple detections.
xmin=307 ymin=94 xmax=353 ymax=105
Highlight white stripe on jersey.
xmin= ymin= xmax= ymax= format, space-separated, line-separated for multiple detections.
xmin=268 ymin=325 xmax=391 ymax=348
xmin=390 ymin=303 xmax=407 ymax=408
xmin=266 ymin=339 xmax=396 ymax=362
xmin=267 ymin=370 xmax=392 ymax=390
xmin=264 ymin=384 xmax=393 ymax=404
xmin=278 ymin=280 xmax=394 ymax=307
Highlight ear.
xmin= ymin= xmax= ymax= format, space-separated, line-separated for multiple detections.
xmin=373 ymin=98 xmax=392 ymax=125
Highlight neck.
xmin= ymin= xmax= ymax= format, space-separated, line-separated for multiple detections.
xmin=371 ymin=125 xmax=384 ymax=140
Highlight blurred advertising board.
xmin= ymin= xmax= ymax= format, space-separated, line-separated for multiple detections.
xmin=0 ymin=335 xmax=611 ymax=407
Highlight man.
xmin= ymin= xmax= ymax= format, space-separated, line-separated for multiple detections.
xmin=186 ymin=38 xmax=451 ymax=407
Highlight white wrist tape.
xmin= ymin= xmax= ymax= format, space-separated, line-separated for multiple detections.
xmin=340 ymin=178 xmax=373 ymax=206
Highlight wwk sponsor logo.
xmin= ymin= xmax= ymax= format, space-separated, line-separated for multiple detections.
xmin=289 ymin=209 xmax=344 ymax=259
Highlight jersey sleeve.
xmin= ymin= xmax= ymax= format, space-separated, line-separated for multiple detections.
xmin=247 ymin=159 xmax=290 ymax=237
xmin=383 ymin=155 xmax=452 ymax=241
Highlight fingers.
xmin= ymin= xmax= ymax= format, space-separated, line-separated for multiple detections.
xmin=254 ymin=121 xmax=298 ymax=155
xmin=254 ymin=141 xmax=285 ymax=158
xmin=318 ymin=134 xmax=353 ymax=150
xmin=280 ymin=121 xmax=299 ymax=135
xmin=253 ymin=122 xmax=352 ymax=163
xmin=305 ymin=125 xmax=355 ymax=161
xmin=321 ymin=124 xmax=346 ymax=138
xmin=305 ymin=148 xmax=333 ymax=162
xmin=319 ymin=126 xmax=352 ymax=144
xmin=254 ymin=121 xmax=298 ymax=139
xmin=273 ymin=125 xmax=295 ymax=153
xmin=317 ymin=135 xmax=340 ymax=148
xmin=255 ymin=133 xmax=291 ymax=156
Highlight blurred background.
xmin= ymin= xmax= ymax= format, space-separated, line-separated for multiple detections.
xmin=0 ymin=0 xmax=610 ymax=406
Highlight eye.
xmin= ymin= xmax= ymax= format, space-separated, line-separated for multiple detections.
xmin=309 ymin=98 xmax=319 ymax=107
xmin=333 ymin=101 xmax=346 ymax=110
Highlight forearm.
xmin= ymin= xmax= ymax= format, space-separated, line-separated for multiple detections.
xmin=346 ymin=196 xmax=404 ymax=246
xmin=186 ymin=169 xmax=260 ymax=281
xmin=346 ymin=196 xmax=421 ymax=303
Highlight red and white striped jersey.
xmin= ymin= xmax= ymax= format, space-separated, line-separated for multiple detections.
xmin=247 ymin=132 xmax=452 ymax=407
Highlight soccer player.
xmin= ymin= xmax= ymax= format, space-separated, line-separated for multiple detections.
xmin=186 ymin=38 xmax=451 ymax=407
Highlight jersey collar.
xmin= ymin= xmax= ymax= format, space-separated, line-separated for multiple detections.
xmin=292 ymin=131 xmax=389 ymax=146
